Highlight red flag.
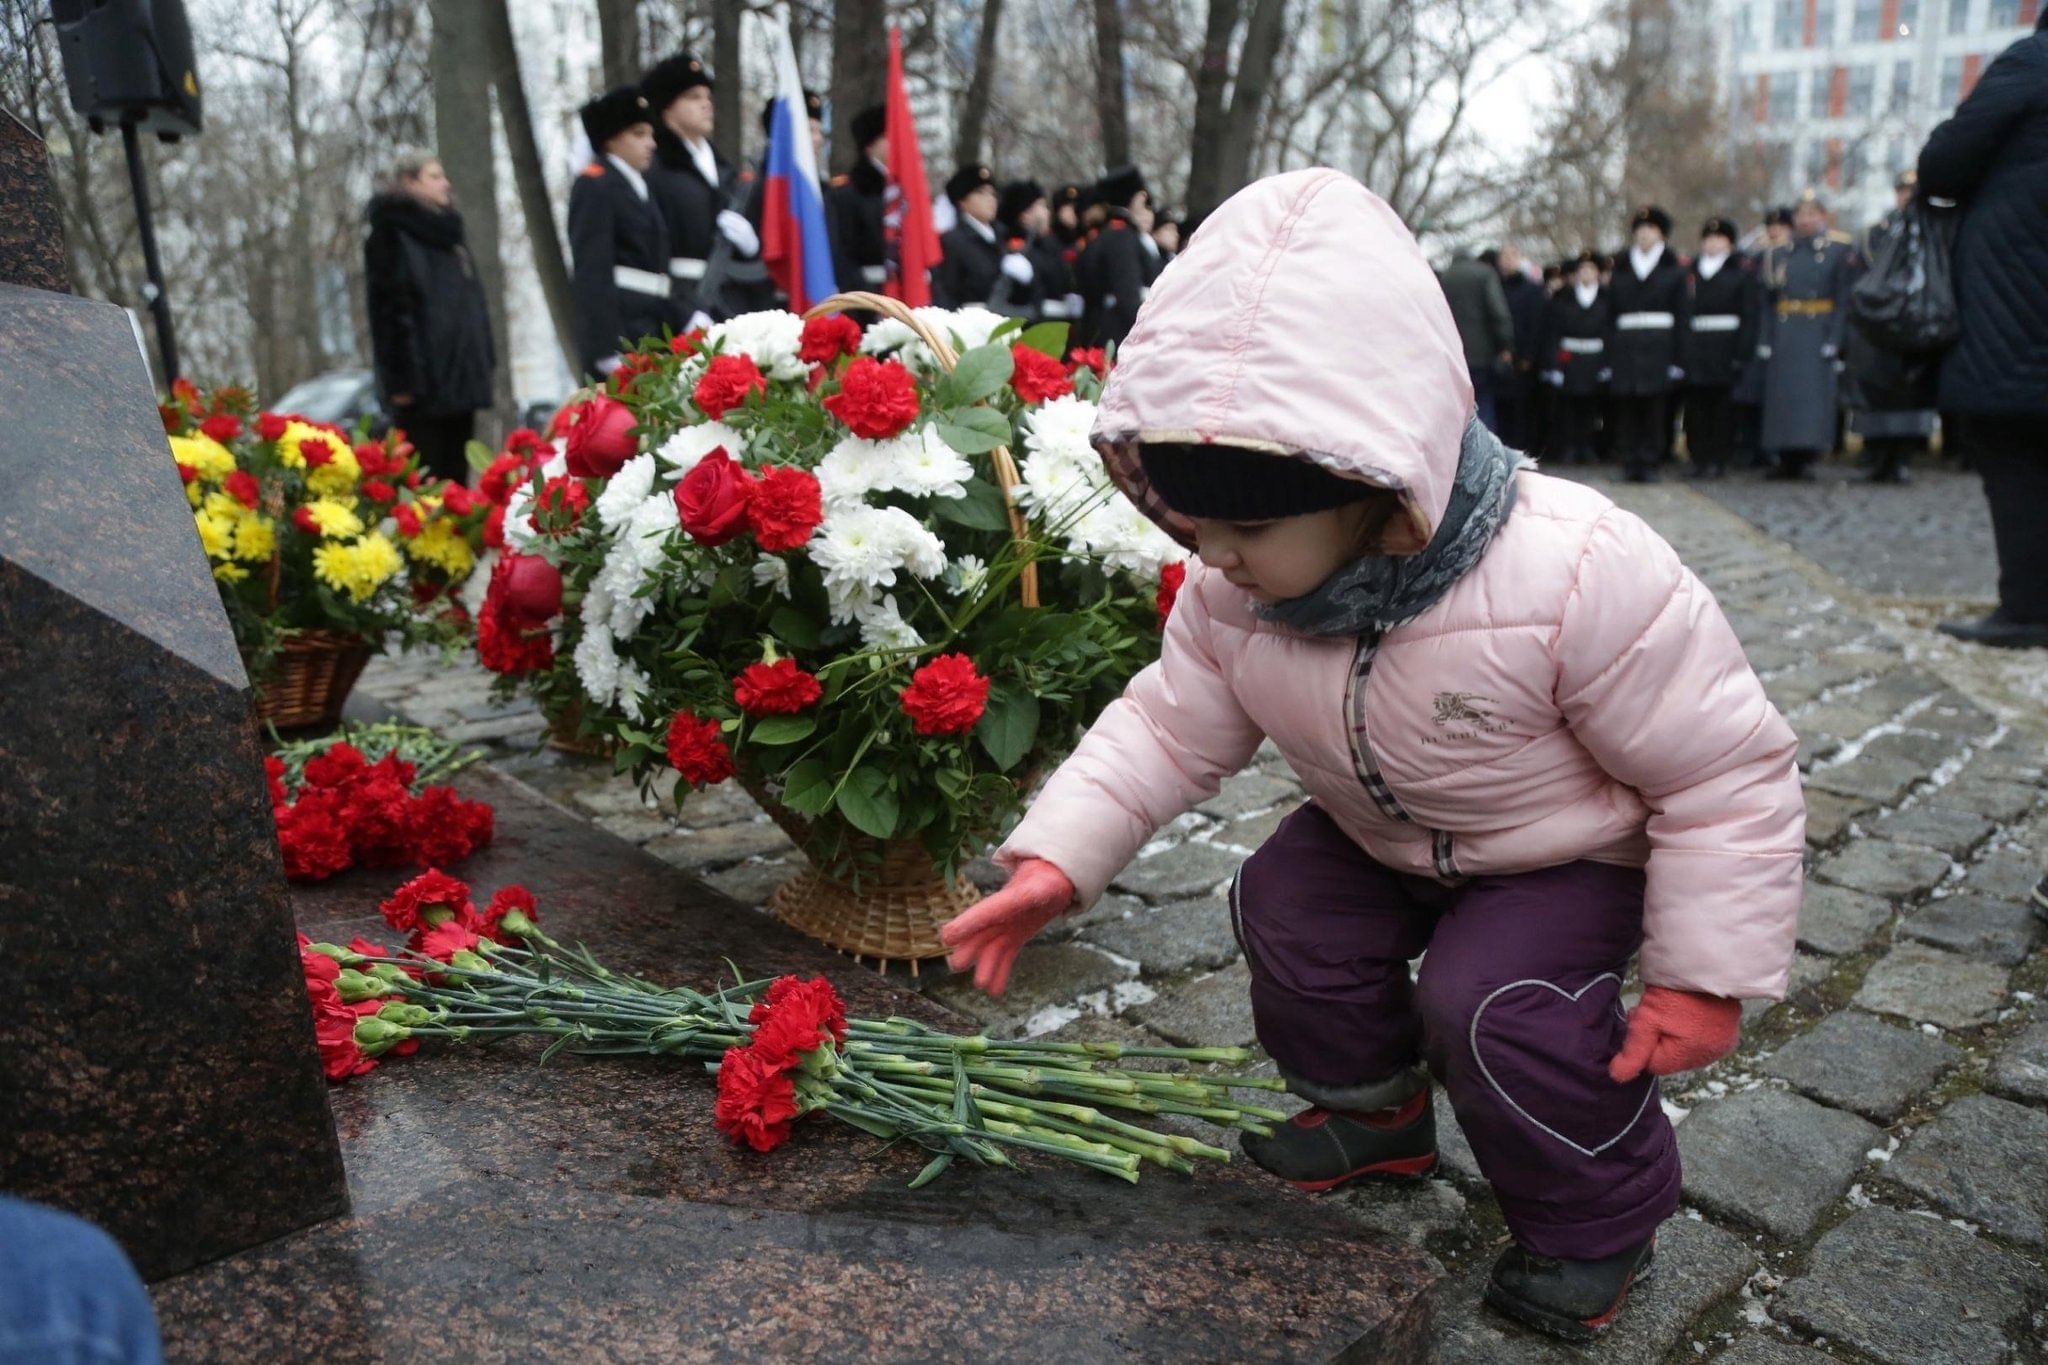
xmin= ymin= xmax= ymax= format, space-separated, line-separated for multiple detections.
xmin=882 ymin=26 xmax=939 ymax=307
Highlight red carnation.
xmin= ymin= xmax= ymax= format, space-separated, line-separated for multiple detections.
xmin=693 ymin=353 xmax=768 ymax=420
xmin=563 ymin=394 xmax=639 ymax=478
xmin=360 ymin=479 xmax=397 ymax=505
xmin=712 ymin=1044 xmax=801 ymax=1152
xmin=406 ymin=786 xmax=495 ymax=868
xmin=311 ymin=984 xmax=376 ymax=1081
xmin=299 ymin=935 xmax=341 ymax=988
xmin=1157 ymin=560 xmax=1188 ymax=629
xmin=159 ymin=404 xmax=184 ymax=434
xmin=799 ymin=313 xmax=862 ymax=364
xmin=264 ymin=754 xmax=289 ymax=806
xmin=290 ymin=506 xmax=318 ymax=534
xmin=298 ymin=429 xmax=340 ymax=469
xmin=822 ymin=356 xmax=919 ymax=439
xmin=480 ymin=452 xmax=530 ymax=505
xmin=1067 ymin=347 xmax=1110 ymax=379
xmin=176 ymin=463 xmax=198 ymax=485
xmin=275 ymin=788 xmax=353 ymax=882
xmin=479 ymin=884 xmax=539 ymax=944
xmin=504 ymin=427 xmax=549 ymax=460
xmin=670 ymin=327 xmax=706 ymax=355
xmin=379 ymin=868 xmax=474 ymax=934
xmin=532 ymin=476 xmax=591 ymax=538
xmin=733 ymin=659 xmax=822 ymax=716
xmin=1010 ymin=344 xmax=1075 ymax=403
xmin=611 ymin=350 xmax=664 ymax=394
xmin=477 ymin=599 xmax=555 ymax=676
xmin=674 ymin=446 xmax=754 ymax=547
xmin=341 ymin=771 xmax=413 ymax=864
xmin=393 ymin=504 xmax=423 ymax=538
xmin=744 ymin=465 xmax=823 ymax=552
xmin=441 ymin=483 xmax=479 ymax=517
xmin=302 ymin=742 xmax=367 ymax=789
xmin=482 ymin=503 xmax=508 ymax=549
xmin=417 ymin=916 xmax=484 ymax=965
xmin=257 ymin=411 xmax=290 ymax=442
xmin=665 ymin=711 xmax=735 ymax=787
xmin=353 ymin=440 xmax=392 ymax=478
xmin=747 ymin=976 xmax=849 ymax=1063
xmin=200 ymin=412 xmax=244 ymax=442
xmin=898 ymin=653 xmax=991 ymax=736
xmin=221 ymin=469 xmax=261 ymax=509
xmin=170 ymin=377 xmax=200 ymax=410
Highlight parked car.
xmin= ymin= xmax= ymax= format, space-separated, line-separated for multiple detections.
xmin=271 ymin=369 xmax=387 ymax=434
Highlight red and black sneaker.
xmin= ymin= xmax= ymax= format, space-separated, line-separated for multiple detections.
xmin=1483 ymin=1236 xmax=1656 ymax=1343
xmin=1239 ymin=1091 xmax=1436 ymax=1191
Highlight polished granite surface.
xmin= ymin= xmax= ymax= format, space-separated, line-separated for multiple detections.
xmin=149 ymin=766 xmax=1446 ymax=1360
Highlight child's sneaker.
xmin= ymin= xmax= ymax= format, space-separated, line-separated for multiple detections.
xmin=1239 ymin=1091 xmax=1435 ymax=1190
xmin=1483 ymin=1236 xmax=1656 ymax=1343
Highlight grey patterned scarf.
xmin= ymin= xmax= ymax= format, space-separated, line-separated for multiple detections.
xmin=1254 ymin=418 xmax=1526 ymax=638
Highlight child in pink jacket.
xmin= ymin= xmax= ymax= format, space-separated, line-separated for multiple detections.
xmin=941 ymin=169 xmax=1804 ymax=1343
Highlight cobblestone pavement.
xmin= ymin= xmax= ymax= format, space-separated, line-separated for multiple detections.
xmin=357 ymin=473 xmax=2048 ymax=1362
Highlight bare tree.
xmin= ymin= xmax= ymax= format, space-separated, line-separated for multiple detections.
xmin=953 ymin=0 xmax=1005 ymax=166
xmin=712 ymin=0 xmax=745 ymax=165
xmin=597 ymin=0 xmax=642 ymax=88
xmin=429 ymin=0 xmax=513 ymax=424
xmin=829 ymin=0 xmax=888 ymax=162
xmin=1183 ymin=0 xmax=1286 ymax=219
xmin=1093 ymin=0 xmax=1129 ymax=167
xmin=479 ymin=0 xmax=576 ymax=377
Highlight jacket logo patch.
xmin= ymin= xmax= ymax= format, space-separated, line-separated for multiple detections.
xmin=1425 ymin=691 xmax=1509 ymax=745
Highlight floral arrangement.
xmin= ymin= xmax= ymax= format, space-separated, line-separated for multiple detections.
xmin=160 ymin=378 xmax=489 ymax=671
xmin=265 ymin=729 xmax=493 ymax=881
xmin=472 ymin=307 xmax=1186 ymax=890
xmin=301 ymin=871 xmax=1287 ymax=1182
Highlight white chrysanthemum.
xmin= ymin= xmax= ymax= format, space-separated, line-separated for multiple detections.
xmin=595 ymin=453 xmax=658 ymax=529
xmin=856 ymin=594 xmax=923 ymax=651
xmin=752 ymin=554 xmax=793 ymax=598
xmin=622 ymin=490 xmax=680 ymax=569
xmin=825 ymin=579 xmax=879 ymax=626
xmin=1016 ymin=446 xmax=1109 ymax=523
xmin=815 ymin=435 xmax=894 ymax=508
xmin=502 ymin=481 xmax=540 ymax=552
xmin=593 ymin=491 xmax=682 ymax=640
xmin=705 ymin=310 xmax=807 ymax=381
xmin=460 ymin=548 xmax=498 ymax=616
xmin=1075 ymin=498 xmax=1183 ymax=578
xmin=857 ymin=316 xmax=921 ymax=361
xmin=857 ymin=306 xmax=1005 ymax=377
xmin=615 ymin=660 xmax=652 ymax=723
xmin=893 ymin=428 xmax=973 ymax=500
xmin=944 ymin=554 xmax=988 ymax=598
xmin=1023 ymin=394 xmax=1099 ymax=463
xmin=655 ymin=421 xmax=747 ymax=476
xmin=573 ymin=588 xmax=621 ymax=706
xmin=925 ymin=304 xmax=1005 ymax=353
xmin=807 ymin=504 xmax=946 ymax=596
xmin=541 ymin=450 xmax=569 ymax=479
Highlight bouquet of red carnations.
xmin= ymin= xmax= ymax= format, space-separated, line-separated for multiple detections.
xmin=304 ymin=871 xmax=1287 ymax=1184
xmin=266 ymin=727 xmax=492 ymax=881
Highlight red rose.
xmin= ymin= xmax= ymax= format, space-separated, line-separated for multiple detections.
xmin=379 ymin=868 xmax=474 ymax=934
xmin=257 ymin=411 xmax=290 ymax=442
xmin=693 ymin=353 xmax=768 ymax=420
xmin=312 ymin=985 xmax=376 ymax=1081
xmin=275 ymin=788 xmax=353 ymax=881
xmin=392 ymin=504 xmax=423 ymax=538
xmin=302 ymin=742 xmax=367 ymax=789
xmin=822 ymin=356 xmax=919 ymax=439
xmin=712 ymin=1044 xmax=800 ymax=1151
xmin=532 ymin=475 xmax=591 ymax=538
xmin=200 ymin=412 xmax=244 ymax=442
xmin=562 ymin=394 xmax=639 ymax=478
xmin=1010 ymin=344 xmax=1075 ymax=403
xmin=490 ymin=553 xmax=563 ymax=629
xmin=480 ymin=452 xmax=530 ymax=505
xmin=665 ymin=711 xmax=736 ymax=787
xmin=406 ymin=786 xmax=494 ymax=868
xmin=674 ymin=446 xmax=754 ymax=547
xmin=898 ymin=653 xmax=991 ymax=736
xmin=1067 ymin=347 xmax=1110 ymax=379
xmin=733 ymin=659 xmax=823 ymax=716
xmin=745 ymin=465 xmax=823 ymax=552
xmin=1157 ymin=560 xmax=1188 ymax=629
xmin=799 ymin=313 xmax=862 ymax=364
xmin=360 ymin=479 xmax=397 ymax=504
xmin=481 ymin=503 xmax=508 ymax=549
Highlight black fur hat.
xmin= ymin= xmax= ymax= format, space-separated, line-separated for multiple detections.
xmin=641 ymin=52 xmax=711 ymax=112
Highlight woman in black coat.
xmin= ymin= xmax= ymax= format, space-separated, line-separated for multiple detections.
xmin=364 ymin=151 xmax=496 ymax=481
xmin=1918 ymin=12 xmax=2048 ymax=646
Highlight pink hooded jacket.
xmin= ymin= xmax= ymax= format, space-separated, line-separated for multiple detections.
xmin=996 ymin=169 xmax=1805 ymax=1000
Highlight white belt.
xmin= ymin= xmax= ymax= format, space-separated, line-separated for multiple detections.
xmin=1691 ymin=314 xmax=1740 ymax=332
xmin=860 ymin=264 xmax=888 ymax=286
xmin=1560 ymin=337 xmax=1605 ymax=353
xmin=1615 ymin=311 xmax=1674 ymax=330
xmin=668 ymin=257 xmax=708 ymax=281
xmin=614 ymin=265 xmax=672 ymax=298
xmin=1041 ymin=300 xmax=1073 ymax=319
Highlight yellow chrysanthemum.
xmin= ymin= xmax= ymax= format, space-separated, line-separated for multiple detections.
xmin=212 ymin=561 xmax=250 ymax=583
xmin=169 ymin=432 xmax=237 ymax=482
xmin=312 ymin=532 xmax=402 ymax=603
xmin=300 ymin=498 xmax=364 ymax=538
xmin=232 ymin=512 xmax=276 ymax=563
xmin=401 ymin=517 xmax=475 ymax=579
xmin=201 ymin=490 xmax=245 ymax=522
xmin=305 ymin=443 xmax=361 ymax=497
xmin=186 ymin=480 xmax=203 ymax=508
xmin=193 ymin=509 xmax=235 ymax=560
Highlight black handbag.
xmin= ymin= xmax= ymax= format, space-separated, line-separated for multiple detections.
xmin=1850 ymin=197 xmax=1959 ymax=354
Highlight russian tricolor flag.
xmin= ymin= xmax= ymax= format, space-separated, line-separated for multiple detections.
xmin=759 ymin=13 xmax=838 ymax=312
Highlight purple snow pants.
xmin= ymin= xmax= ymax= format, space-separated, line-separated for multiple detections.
xmin=1230 ymin=803 xmax=1680 ymax=1259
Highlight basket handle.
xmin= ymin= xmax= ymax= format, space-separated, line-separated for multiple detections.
xmin=804 ymin=292 xmax=1040 ymax=609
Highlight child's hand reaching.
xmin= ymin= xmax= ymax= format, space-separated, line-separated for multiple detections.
xmin=1608 ymin=986 xmax=1742 ymax=1082
xmin=939 ymin=859 xmax=1076 ymax=996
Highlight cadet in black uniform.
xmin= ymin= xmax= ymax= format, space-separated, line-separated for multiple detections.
xmin=1603 ymin=204 xmax=1689 ymax=482
xmin=1537 ymin=250 xmax=1613 ymax=465
xmin=994 ymin=180 xmax=1061 ymax=321
xmin=1680 ymin=217 xmax=1760 ymax=479
xmin=568 ymin=86 xmax=680 ymax=379
xmin=1074 ymin=165 xmax=1161 ymax=352
xmin=934 ymin=164 xmax=1032 ymax=310
xmin=827 ymin=104 xmax=891 ymax=294
xmin=1730 ymin=206 xmax=1792 ymax=468
xmin=641 ymin=52 xmax=753 ymax=325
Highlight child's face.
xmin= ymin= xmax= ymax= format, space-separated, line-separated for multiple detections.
xmin=1192 ymin=495 xmax=1406 ymax=603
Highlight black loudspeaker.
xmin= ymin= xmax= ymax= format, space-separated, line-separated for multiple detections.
xmin=49 ymin=0 xmax=203 ymax=140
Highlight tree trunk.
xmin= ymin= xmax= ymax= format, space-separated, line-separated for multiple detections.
xmin=954 ymin=0 xmax=1006 ymax=167
xmin=282 ymin=41 xmax=326 ymax=386
xmin=430 ymin=0 xmax=515 ymax=427
xmin=479 ymin=0 xmax=578 ymax=379
xmin=711 ymin=0 xmax=744 ymax=167
xmin=829 ymin=0 xmax=889 ymax=171
xmin=597 ymin=0 xmax=641 ymax=89
xmin=1215 ymin=0 xmax=1287 ymax=195
xmin=1182 ymin=0 xmax=1244 ymax=220
xmin=1092 ymin=0 xmax=1129 ymax=167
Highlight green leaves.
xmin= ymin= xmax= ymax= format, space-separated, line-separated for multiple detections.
xmin=748 ymin=715 xmax=816 ymax=747
xmin=835 ymin=765 xmax=901 ymax=839
xmin=931 ymin=477 xmax=1014 ymax=532
xmin=934 ymin=407 xmax=1013 ymax=456
xmin=938 ymin=342 xmax=1014 ymax=407
xmin=1016 ymin=321 xmax=1070 ymax=360
xmin=464 ymin=439 xmax=496 ymax=474
xmin=780 ymin=758 xmax=835 ymax=816
xmin=768 ymin=605 xmax=822 ymax=650
xmin=975 ymin=684 xmax=1040 ymax=772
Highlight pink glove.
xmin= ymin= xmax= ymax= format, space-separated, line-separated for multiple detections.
xmin=1608 ymin=986 xmax=1742 ymax=1082
xmin=938 ymin=859 xmax=1075 ymax=996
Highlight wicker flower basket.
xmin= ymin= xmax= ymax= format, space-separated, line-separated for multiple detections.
xmin=249 ymin=630 xmax=372 ymax=731
xmin=720 ymin=291 xmax=1044 ymax=969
